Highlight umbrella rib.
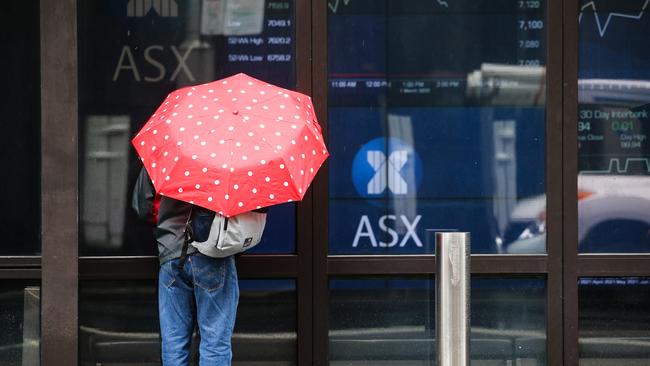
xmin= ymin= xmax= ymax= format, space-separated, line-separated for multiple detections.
xmin=232 ymin=74 xmax=281 ymax=113
xmin=222 ymin=142 xmax=235 ymax=216
xmin=159 ymin=144 xmax=185 ymax=196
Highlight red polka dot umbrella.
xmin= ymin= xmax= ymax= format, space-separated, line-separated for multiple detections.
xmin=131 ymin=73 xmax=329 ymax=217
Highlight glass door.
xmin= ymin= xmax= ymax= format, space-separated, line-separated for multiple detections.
xmin=315 ymin=0 xmax=563 ymax=364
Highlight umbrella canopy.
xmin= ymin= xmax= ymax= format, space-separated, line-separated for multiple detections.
xmin=132 ymin=73 xmax=328 ymax=217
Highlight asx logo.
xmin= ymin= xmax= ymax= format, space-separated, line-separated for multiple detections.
xmin=352 ymin=137 xmax=423 ymax=197
xmin=127 ymin=0 xmax=178 ymax=17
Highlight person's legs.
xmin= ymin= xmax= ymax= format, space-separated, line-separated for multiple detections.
xmin=190 ymin=254 xmax=239 ymax=366
xmin=159 ymin=259 xmax=197 ymax=366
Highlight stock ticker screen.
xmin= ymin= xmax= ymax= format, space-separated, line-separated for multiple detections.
xmin=578 ymin=0 xmax=650 ymax=175
xmin=327 ymin=0 xmax=547 ymax=254
xmin=328 ymin=0 xmax=546 ymax=106
xmin=577 ymin=0 xmax=650 ymax=253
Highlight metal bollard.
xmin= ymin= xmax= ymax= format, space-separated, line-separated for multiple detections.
xmin=436 ymin=232 xmax=470 ymax=366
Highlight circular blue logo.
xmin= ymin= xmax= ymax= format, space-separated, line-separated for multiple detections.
xmin=352 ymin=137 xmax=423 ymax=198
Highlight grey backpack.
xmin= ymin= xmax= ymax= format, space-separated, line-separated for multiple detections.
xmin=190 ymin=210 xmax=267 ymax=258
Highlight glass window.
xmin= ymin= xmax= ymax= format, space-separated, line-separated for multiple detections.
xmin=327 ymin=0 xmax=547 ymax=255
xmin=329 ymin=277 xmax=546 ymax=365
xmin=78 ymin=0 xmax=297 ymax=256
xmin=579 ymin=277 xmax=650 ymax=365
xmin=79 ymin=279 xmax=296 ymax=365
xmin=578 ymin=0 xmax=650 ymax=253
xmin=235 ymin=280 xmax=297 ymax=365
xmin=0 ymin=2 xmax=41 ymax=255
xmin=0 ymin=283 xmax=40 ymax=366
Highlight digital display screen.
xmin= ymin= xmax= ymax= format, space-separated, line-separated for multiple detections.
xmin=80 ymin=0 xmax=294 ymax=109
xmin=578 ymin=0 xmax=650 ymax=174
xmin=328 ymin=0 xmax=547 ymax=254
xmin=328 ymin=0 xmax=546 ymax=107
xmin=577 ymin=0 xmax=650 ymax=253
xmin=78 ymin=0 xmax=296 ymax=255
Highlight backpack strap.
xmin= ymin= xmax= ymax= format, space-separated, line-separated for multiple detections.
xmin=177 ymin=206 xmax=194 ymax=269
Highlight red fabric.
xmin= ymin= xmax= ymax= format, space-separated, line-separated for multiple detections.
xmin=132 ymin=73 xmax=328 ymax=217
xmin=151 ymin=193 xmax=161 ymax=224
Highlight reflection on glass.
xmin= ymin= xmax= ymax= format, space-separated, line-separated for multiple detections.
xmin=579 ymin=277 xmax=650 ymax=365
xmin=0 ymin=283 xmax=40 ymax=366
xmin=329 ymin=277 xmax=546 ymax=365
xmin=327 ymin=0 xmax=547 ymax=255
xmin=78 ymin=0 xmax=296 ymax=256
xmin=0 ymin=1 xmax=40 ymax=255
xmin=578 ymin=0 xmax=650 ymax=253
xmin=79 ymin=279 xmax=296 ymax=366
xmin=235 ymin=280 xmax=297 ymax=365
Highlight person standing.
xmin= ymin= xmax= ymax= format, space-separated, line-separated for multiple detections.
xmin=132 ymin=167 xmax=239 ymax=366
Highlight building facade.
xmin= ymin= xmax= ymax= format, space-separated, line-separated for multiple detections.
xmin=2 ymin=0 xmax=650 ymax=365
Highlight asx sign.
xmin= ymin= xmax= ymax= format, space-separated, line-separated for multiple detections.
xmin=349 ymin=137 xmax=425 ymax=249
xmin=109 ymin=0 xmax=191 ymax=83
xmin=112 ymin=45 xmax=196 ymax=83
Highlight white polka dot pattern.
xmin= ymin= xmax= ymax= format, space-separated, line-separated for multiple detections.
xmin=132 ymin=73 xmax=329 ymax=217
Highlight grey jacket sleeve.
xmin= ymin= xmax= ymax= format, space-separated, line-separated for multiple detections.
xmin=132 ymin=167 xmax=155 ymax=221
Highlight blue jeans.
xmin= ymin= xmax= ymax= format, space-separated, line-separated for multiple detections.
xmin=159 ymin=253 xmax=239 ymax=366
